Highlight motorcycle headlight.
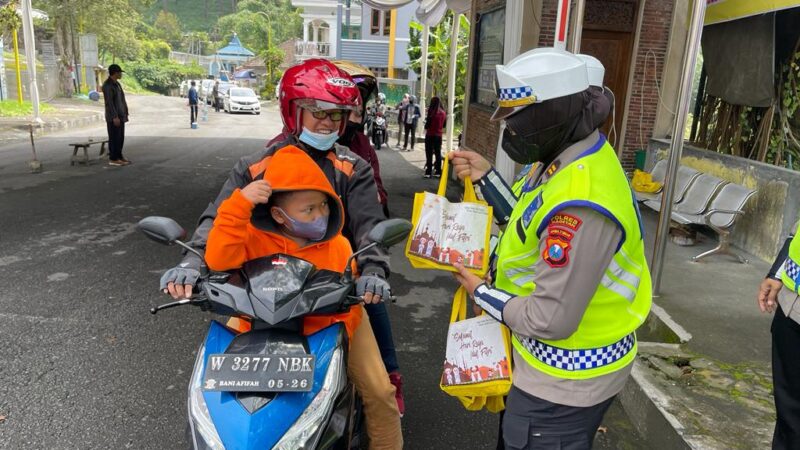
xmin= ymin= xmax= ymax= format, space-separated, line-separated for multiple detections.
xmin=188 ymin=343 xmax=225 ymax=450
xmin=273 ymin=347 xmax=346 ymax=450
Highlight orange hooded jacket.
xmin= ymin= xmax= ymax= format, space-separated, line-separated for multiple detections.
xmin=205 ymin=145 xmax=362 ymax=337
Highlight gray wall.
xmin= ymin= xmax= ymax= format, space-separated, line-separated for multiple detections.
xmin=648 ymin=139 xmax=800 ymax=262
xmin=359 ymin=3 xmax=415 ymax=78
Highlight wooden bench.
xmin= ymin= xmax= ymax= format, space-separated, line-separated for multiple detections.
xmin=70 ymin=139 xmax=109 ymax=166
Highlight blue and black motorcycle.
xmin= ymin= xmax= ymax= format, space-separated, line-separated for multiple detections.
xmin=138 ymin=216 xmax=411 ymax=450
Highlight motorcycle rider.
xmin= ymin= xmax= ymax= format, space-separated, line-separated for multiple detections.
xmin=204 ymin=145 xmax=402 ymax=449
xmin=334 ymin=61 xmax=390 ymax=217
xmin=159 ymin=59 xmax=406 ymax=415
xmin=449 ymin=48 xmax=652 ymax=448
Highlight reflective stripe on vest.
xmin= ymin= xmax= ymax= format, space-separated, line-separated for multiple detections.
xmin=515 ymin=333 xmax=635 ymax=372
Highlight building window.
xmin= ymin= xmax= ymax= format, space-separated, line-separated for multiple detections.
xmin=371 ymin=10 xmax=381 ymax=35
xmin=383 ymin=11 xmax=392 ymax=36
xmin=471 ymin=7 xmax=505 ymax=108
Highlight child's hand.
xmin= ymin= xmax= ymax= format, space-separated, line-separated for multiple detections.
xmin=241 ymin=180 xmax=272 ymax=205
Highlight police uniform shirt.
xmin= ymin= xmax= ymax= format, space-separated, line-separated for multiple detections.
xmin=485 ymin=130 xmax=630 ymax=407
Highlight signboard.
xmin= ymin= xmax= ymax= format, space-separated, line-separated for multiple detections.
xmin=471 ymin=8 xmax=505 ymax=108
xmin=79 ymin=34 xmax=98 ymax=67
xmin=40 ymin=40 xmax=56 ymax=66
xmin=705 ymin=0 xmax=798 ymax=25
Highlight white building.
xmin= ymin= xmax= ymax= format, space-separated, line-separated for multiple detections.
xmin=290 ymin=0 xmax=416 ymax=80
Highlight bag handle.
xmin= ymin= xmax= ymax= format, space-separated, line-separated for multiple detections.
xmin=450 ymin=286 xmax=468 ymax=323
xmin=438 ymin=154 xmax=476 ymax=201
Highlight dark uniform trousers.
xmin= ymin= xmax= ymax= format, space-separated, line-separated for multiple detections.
xmin=106 ymin=121 xmax=125 ymax=161
xmin=500 ymin=386 xmax=614 ymax=450
xmin=772 ymin=304 xmax=800 ymax=449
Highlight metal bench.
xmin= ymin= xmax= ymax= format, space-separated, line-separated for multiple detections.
xmin=641 ymin=166 xmax=703 ymax=210
xmin=69 ymin=139 xmax=109 ymax=166
xmin=672 ymin=183 xmax=757 ymax=263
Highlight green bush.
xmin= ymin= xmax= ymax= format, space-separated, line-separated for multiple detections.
xmin=126 ymin=60 xmax=206 ymax=95
xmin=139 ymin=39 xmax=172 ymax=61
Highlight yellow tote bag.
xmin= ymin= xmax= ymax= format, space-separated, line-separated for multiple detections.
xmin=404 ymin=157 xmax=493 ymax=276
xmin=439 ymin=287 xmax=512 ymax=413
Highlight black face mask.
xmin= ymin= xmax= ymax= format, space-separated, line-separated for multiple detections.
xmin=339 ymin=122 xmax=363 ymax=145
xmin=500 ymin=115 xmax=580 ymax=165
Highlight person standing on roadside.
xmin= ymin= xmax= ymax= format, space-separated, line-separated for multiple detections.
xmin=212 ymin=81 xmax=220 ymax=113
xmin=402 ymin=96 xmax=421 ymax=151
xmin=423 ymin=96 xmax=446 ymax=178
xmin=757 ymin=219 xmax=800 ymax=449
xmin=188 ymin=81 xmax=199 ymax=126
xmin=102 ymin=64 xmax=130 ymax=166
xmin=395 ymin=93 xmax=409 ymax=147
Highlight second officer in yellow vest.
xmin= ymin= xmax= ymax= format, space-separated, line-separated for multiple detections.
xmin=450 ymin=48 xmax=652 ymax=449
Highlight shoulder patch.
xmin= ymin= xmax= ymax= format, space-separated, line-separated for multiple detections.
xmin=543 ymin=234 xmax=571 ymax=268
xmin=549 ymin=213 xmax=582 ymax=231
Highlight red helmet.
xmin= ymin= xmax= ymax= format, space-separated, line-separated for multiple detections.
xmin=279 ymin=59 xmax=361 ymax=135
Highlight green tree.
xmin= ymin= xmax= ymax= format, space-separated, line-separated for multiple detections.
xmin=216 ymin=0 xmax=301 ymax=55
xmin=407 ymin=12 xmax=470 ymax=122
xmin=153 ymin=10 xmax=182 ymax=48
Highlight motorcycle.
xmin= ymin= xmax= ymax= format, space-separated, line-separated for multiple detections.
xmin=138 ymin=216 xmax=412 ymax=450
xmin=371 ymin=113 xmax=387 ymax=151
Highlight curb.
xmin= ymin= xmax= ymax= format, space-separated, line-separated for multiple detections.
xmin=5 ymin=112 xmax=105 ymax=138
xmin=619 ymin=361 xmax=694 ymax=450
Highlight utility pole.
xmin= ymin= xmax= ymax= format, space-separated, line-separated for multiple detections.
xmin=387 ymin=10 xmax=398 ymax=78
xmin=20 ymin=0 xmax=40 ymax=123
xmin=12 ymin=27 xmax=23 ymax=104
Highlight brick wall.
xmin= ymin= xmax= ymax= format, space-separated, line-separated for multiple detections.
xmin=463 ymin=0 xmax=505 ymax=157
xmin=463 ymin=0 xmax=675 ymax=170
xmin=621 ymin=0 xmax=674 ymax=169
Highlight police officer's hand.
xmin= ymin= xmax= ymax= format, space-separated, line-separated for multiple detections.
xmin=112 ymin=117 xmax=121 ymax=127
xmin=448 ymin=150 xmax=492 ymax=181
xmin=453 ymin=263 xmax=483 ymax=298
xmin=757 ymin=278 xmax=782 ymax=313
xmin=241 ymin=180 xmax=272 ymax=205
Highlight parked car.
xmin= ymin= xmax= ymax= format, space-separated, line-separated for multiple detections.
xmin=224 ymin=87 xmax=261 ymax=115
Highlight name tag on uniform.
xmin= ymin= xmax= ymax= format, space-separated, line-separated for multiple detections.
xmin=521 ymin=192 xmax=543 ymax=229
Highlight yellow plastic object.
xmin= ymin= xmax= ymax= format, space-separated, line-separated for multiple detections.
xmin=631 ymin=169 xmax=663 ymax=194
xmin=404 ymin=157 xmax=493 ymax=276
xmin=439 ymin=287 xmax=512 ymax=413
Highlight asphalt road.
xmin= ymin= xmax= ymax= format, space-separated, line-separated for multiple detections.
xmin=0 ymin=95 xmax=640 ymax=449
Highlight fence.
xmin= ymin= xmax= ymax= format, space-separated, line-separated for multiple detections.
xmin=2 ymin=65 xmax=60 ymax=102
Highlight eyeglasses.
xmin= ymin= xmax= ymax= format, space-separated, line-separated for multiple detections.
xmin=307 ymin=109 xmax=347 ymax=122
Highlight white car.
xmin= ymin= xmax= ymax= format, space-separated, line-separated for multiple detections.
xmin=224 ymin=87 xmax=261 ymax=115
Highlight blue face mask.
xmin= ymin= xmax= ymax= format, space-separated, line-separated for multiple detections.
xmin=277 ymin=207 xmax=329 ymax=241
xmin=299 ymin=127 xmax=340 ymax=151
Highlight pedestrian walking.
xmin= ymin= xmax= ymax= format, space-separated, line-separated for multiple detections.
xmin=423 ymin=96 xmax=446 ymax=178
xmin=395 ymin=93 xmax=409 ymax=147
xmin=757 ymin=220 xmax=800 ymax=449
xmin=402 ymin=96 xmax=421 ymax=151
xmin=188 ymin=81 xmax=199 ymax=126
xmin=450 ymin=48 xmax=652 ymax=449
xmin=102 ymin=64 xmax=130 ymax=166
xmin=212 ymin=81 xmax=220 ymax=113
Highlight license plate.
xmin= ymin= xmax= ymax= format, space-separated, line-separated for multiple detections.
xmin=203 ymin=354 xmax=315 ymax=392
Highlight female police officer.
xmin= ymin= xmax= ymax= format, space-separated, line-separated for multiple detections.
xmin=449 ymin=48 xmax=652 ymax=449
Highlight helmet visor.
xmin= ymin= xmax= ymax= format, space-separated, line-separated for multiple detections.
xmin=295 ymin=98 xmax=357 ymax=112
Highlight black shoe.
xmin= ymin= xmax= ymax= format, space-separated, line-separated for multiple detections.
xmin=424 ymin=173 xmax=432 ymax=178
xmin=434 ymin=173 xmax=442 ymax=178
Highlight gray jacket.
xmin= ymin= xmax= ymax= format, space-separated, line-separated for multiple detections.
xmin=102 ymin=78 xmax=128 ymax=123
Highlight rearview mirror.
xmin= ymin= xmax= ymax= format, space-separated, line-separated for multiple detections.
xmin=137 ymin=216 xmax=186 ymax=245
xmin=368 ymin=219 xmax=413 ymax=248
